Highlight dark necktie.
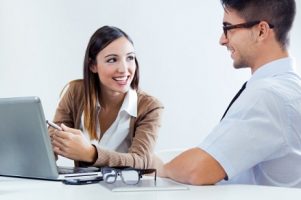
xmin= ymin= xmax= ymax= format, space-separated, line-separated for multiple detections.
xmin=221 ymin=82 xmax=247 ymax=120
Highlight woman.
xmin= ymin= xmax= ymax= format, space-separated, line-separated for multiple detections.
xmin=49 ymin=26 xmax=163 ymax=169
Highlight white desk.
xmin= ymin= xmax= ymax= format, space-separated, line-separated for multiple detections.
xmin=1 ymin=176 xmax=301 ymax=200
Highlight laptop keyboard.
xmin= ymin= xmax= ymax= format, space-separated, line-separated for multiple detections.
xmin=58 ymin=166 xmax=100 ymax=174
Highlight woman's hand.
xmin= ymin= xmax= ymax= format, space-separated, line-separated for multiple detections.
xmin=51 ymin=124 xmax=97 ymax=162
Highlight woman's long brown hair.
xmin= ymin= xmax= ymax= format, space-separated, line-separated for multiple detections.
xmin=83 ymin=26 xmax=140 ymax=140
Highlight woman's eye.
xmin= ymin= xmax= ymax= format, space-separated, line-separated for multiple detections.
xmin=107 ymin=58 xmax=117 ymax=63
xmin=127 ymin=55 xmax=135 ymax=61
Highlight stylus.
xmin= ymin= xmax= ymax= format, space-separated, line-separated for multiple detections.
xmin=46 ymin=120 xmax=63 ymax=131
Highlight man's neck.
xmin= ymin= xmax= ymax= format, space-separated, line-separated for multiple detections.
xmin=251 ymin=43 xmax=289 ymax=74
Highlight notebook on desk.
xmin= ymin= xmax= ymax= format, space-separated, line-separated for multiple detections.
xmin=0 ymin=96 xmax=102 ymax=180
xmin=100 ymin=177 xmax=189 ymax=192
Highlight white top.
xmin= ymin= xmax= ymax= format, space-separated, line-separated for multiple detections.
xmin=199 ymin=57 xmax=301 ymax=187
xmin=80 ymin=88 xmax=137 ymax=152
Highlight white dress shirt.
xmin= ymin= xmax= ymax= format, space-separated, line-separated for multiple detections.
xmin=80 ymin=88 xmax=137 ymax=153
xmin=199 ymin=57 xmax=301 ymax=187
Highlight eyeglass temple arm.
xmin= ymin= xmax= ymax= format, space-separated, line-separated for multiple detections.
xmin=140 ymin=169 xmax=157 ymax=182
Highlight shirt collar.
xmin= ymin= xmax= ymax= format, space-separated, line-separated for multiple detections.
xmin=120 ymin=88 xmax=137 ymax=117
xmin=247 ymin=57 xmax=296 ymax=86
xmin=96 ymin=88 xmax=137 ymax=117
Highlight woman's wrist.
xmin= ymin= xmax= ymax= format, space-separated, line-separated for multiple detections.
xmin=86 ymin=144 xmax=98 ymax=163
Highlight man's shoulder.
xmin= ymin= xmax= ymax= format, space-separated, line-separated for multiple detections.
xmin=249 ymin=76 xmax=301 ymax=102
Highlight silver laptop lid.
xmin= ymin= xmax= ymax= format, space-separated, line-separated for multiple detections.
xmin=0 ymin=96 xmax=59 ymax=179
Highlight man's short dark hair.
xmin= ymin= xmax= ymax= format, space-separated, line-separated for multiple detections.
xmin=220 ymin=0 xmax=296 ymax=49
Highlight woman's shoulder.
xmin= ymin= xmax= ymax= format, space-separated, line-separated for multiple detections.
xmin=60 ymin=79 xmax=84 ymax=98
xmin=68 ymin=79 xmax=84 ymax=89
xmin=136 ymin=89 xmax=164 ymax=109
xmin=63 ymin=79 xmax=84 ymax=91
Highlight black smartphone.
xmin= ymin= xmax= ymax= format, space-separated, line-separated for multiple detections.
xmin=63 ymin=176 xmax=103 ymax=185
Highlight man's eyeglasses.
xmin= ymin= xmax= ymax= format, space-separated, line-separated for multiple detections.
xmin=223 ymin=20 xmax=274 ymax=39
xmin=101 ymin=166 xmax=157 ymax=185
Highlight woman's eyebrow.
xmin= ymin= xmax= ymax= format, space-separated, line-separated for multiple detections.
xmin=104 ymin=54 xmax=118 ymax=58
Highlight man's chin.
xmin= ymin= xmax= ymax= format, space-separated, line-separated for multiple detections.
xmin=233 ymin=61 xmax=248 ymax=69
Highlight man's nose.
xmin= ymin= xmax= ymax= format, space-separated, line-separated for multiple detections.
xmin=219 ymin=32 xmax=228 ymax=46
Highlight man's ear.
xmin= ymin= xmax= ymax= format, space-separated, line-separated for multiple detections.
xmin=257 ymin=21 xmax=270 ymax=39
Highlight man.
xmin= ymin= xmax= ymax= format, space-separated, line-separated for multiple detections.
xmin=159 ymin=0 xmax=301 ymax=187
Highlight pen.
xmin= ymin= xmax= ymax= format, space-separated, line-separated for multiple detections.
xmin=46 ymin=120 xmax=63 ymax=131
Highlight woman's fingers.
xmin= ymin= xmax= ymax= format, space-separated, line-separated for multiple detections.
xmin=61 ymin=124 xmax=81 ymax=135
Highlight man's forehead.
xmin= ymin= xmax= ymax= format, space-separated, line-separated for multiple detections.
xmin=222 ymin=9 xmax=245 ymax=24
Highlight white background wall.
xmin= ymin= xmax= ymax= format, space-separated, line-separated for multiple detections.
xmin=1 ymin=0 xmax=300 ymax=154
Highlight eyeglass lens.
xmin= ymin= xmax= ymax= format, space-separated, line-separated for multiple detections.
xmin=121 ymin=170 xmax=140 ymax=185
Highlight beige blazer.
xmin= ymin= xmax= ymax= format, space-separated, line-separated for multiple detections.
xmin=49 ymin=80 xmax=164 ymax=169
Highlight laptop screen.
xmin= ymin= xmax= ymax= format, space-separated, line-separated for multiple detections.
xmin=0 ymin=96 xmax=59 ymax=179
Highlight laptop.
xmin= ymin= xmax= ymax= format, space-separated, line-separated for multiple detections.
xmin=0 ymin=96 xmax=102 ymax=180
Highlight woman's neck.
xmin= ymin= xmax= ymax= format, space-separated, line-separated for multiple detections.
xmin=99 ymin=89 xmax=126 ymax=110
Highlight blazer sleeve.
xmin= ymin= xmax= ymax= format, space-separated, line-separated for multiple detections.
xmin=92 ymin=95 xmax=164 ymax=169
xmin=48 ymin=81 xmax=83 ymax=136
